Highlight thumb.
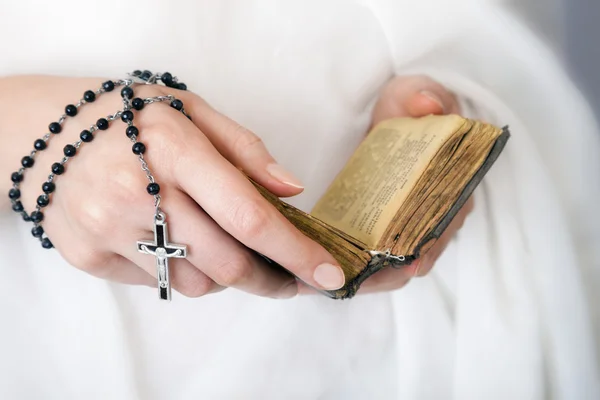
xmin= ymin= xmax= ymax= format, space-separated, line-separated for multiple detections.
xmin=372 ymin=75 xmax=460 ymax=126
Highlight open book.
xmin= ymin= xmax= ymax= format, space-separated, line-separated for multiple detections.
xmin=252 ymin=114 xmax=509 ymax=299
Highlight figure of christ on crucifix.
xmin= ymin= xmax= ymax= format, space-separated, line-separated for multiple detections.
xmin=137 ymin=214 xmax=187 ymax=301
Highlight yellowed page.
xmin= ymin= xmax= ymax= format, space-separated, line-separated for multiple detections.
xmin=311 ymin=115 xmax=466 ymax=247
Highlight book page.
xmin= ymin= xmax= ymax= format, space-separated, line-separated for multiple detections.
xmin=311 ymin=115 xmax=466 ymax=247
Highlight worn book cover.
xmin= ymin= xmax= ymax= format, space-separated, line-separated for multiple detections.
xmin=253 ymin=114 xmax=509 ymax=299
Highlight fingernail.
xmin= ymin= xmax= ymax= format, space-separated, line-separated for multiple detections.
xmin=420 ymin=90 xmax=446 ymax=113
xmin=275 ymin=281 xmax=298 ymax=299
xmin=313 ymin=263 xmax=345 ymax=290
xmin=267 ymin=163 xmax=304 ymax=189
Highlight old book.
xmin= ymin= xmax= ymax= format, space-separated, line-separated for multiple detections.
xmin=252 ymin=114 xmax=509 ymax=299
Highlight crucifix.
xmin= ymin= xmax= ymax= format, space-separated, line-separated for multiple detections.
xmin=137 ymin=213 xmax=187 ymax=301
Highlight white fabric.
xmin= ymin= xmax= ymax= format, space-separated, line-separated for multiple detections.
xmin=1 ymin=1 xmax=598 ymax=399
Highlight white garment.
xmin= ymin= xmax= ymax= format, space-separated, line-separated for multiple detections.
xmin=0 ymin=1 xmax=598 ymax=399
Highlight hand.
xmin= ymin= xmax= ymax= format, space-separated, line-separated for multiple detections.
xmin=1 ymin=75 xmax=348 ymax=299
xmin=359 ymin=75 xmax=474 ymax=294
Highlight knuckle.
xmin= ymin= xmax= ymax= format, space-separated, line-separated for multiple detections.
xmin=176 ymin=275 xmax=215 ymax=298
xmin=229 ymin=200 xmax=270 ymax=239
xmin=65 ymin=248 xmax=107 ymax=275
xmin=215 ymin=254 xmax=254 ymax=287
xmin=78 ymin=169 xmax=144 ymax=237
xmin=231 ymin=124 xmax=263 ymax=154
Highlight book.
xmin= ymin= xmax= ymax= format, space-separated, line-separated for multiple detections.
xmin=252 ymin=114 xmax=509 ymax=299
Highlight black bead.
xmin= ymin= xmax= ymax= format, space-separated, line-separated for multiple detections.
xmin=51 ymin=163 xmax=65 ymax=175
xmin=34 ymin=139 xmax=47 ymax=151
xmin=126 ymin=125 xmax=139 ymax=138
xmin=37 ymin=195 xmax=49 ymax=207
xmin=121 ymin=110 xmax=134 ymax=123
xmin=170 ymin=99 xmax=183 ymax=111
xmin=96 ymin=118 xmax=109 ymax=130
xmin=131 ymin=98 xmax=144 ymax=110
xmin=161 ymin=72 xmax=173 ymax=86
xmin=140 ymin=70 xmax=152 ymax=80
xmin=12 ymin=201 xmax=24 ymax=212
xmin=147 ymin=183 xmax=160 ymax=195
xmin=132 ymin=70 xmax=142 ymax=76
xmin=31 ymin=225 xmax=44 ymax=238
xmin=63 ymin=145 xmax=77 ymax=157
xmin=8 ymin=188 xmax=20 ymax=200
xmin=102 ymin=80 xmax=115 ymax=92
xmin=30 ymin=211 xmax=44 ymax=223
xmin=49 ymin=122 xmax=62 ymax=134
xmin=22 ymin=213 xmax=31 ymax=222
xmin=11 ymin=172 xmax=23 ymax=183
xmin=41 ymin=238 xmax=53 ymax=249
xmin=132 ymin=142 xmax=146 ymax=155
xmin=177 ymin=82 xmax=187 ymax=91
xmin=83 ymin=90 xmax=96 ymax=102
xmin=21 ymin=156 xmax=34 ymax=168
xmin=65 ymin=104 xmax=78 ymax=117
xmin=121 ymin=86 xmax=134 ymax=99
xmin=80 ymin=129 xmax=93 ymax=142
xmin=42 ymin=182 xmax=55 ymax=194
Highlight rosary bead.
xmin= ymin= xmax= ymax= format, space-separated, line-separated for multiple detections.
xmin=132 ymin=142 xmax=146 ymax=155
xmin=65 ymin=104 xmax=78 ymax=117
xmin=34 ymin=139 xmax=47 ymax=151
xmin=9 ymin=188 xmax=20 ymax=200
xmin=161 ymin=72 xmax=173 ymax=86
xmin=121 ymin=110 xmax=134 ymax=123
xmin=177 ymin=83 xmax=187 ymax=91
xmin=49 ymin=122 xmax=62 ymax=134
xmin=84 ymin=90 xmax=96 ymax=103
xmin=11 ymin=172 xmax=23 ymax=183
xmin=121 ymin=86 xmax=134 ymax=99
xmin=102 ymin=80 xmax=115 ymax=92
xmin=12 ymin=201 xmax=24 ymax=212
xmin=126 ymin=125 xmax=139 ymax=138
xmin=37 ymin=195 xmax=49 ymax=208
xmin=51 ymin=163 xmax=65 ymax=175
xmin=80 ymin=130 xmax=94 ymax=142
xmin=31 ymin=225 xmax=44 ymax=238
xmin=21 ymin=156 xmax=35 ymax=168
xmin=8 ymin=188 xmax=20 ymax=200
xmin=42 ymin=182 xmax=55 ymax=194
xmin=30 ymin=211 xmax=44 ymax=223
xmin=96 ymin=118 xmax=109 ymax=130
xmin=132 ymin=70 xmax=142 ymax=76
xmin=41 ymin=238 xmax=53 ymax=249
xmin=22 ymin=213 xmax=31 ymax=222
xmin=147 ymin=183 xmax=160 ymax=195
xmin=63 ymin=145 xmax=77 ymax=157
xmin=131 ymin=98 xmax=145 ymax=110
xmin=140 ymin=70 xmax=152 ymax=80
xmin=170 ymin=99 xmax=183 ymax=111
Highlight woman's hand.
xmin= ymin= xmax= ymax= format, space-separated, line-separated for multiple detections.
xmin=356 ymin=75 xmax=474 ymax=294
xmin=0 ymin=75 xmax=348 ymax=299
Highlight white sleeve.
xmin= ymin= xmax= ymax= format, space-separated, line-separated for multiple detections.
xmin=358 ymin=0 xmax=600 ymax=397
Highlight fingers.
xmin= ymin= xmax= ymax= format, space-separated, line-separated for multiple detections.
xmin=160 ymin=192 xmax=298 ymax=298
xmin=173 ymin=91 xmax=304 ymax=198
xmin=63 ymin=250 xmax=157 ymax=287
xmin=161 ymin=115 xmax=345 ymax=291
xmin=355 ymin=267 xmax=412 ymax=294
xmin=372 ymin=75 xmax=461 ymax=126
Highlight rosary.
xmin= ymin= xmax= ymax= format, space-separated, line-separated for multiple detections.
xmin=8 ymin=70 xmax=190 ymax=301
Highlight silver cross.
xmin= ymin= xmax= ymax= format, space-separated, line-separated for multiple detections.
xmin=137 ymin=213 xmax=187 ymax=301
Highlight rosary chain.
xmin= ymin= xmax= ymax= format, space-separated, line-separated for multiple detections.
xmin=8 ymin=71 xmax=190 ymax=249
